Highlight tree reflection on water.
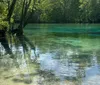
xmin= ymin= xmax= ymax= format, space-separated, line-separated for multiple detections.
xmin=0 ymin=33 xmax=100 ymax=85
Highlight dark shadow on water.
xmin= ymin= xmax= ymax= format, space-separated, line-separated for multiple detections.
xmin=12 ymin=78 xmax=32 ymax=84
xmin=4 ymin=75 xmax=14 ymax=79
xmin=11 ymin=70 xmax=60 ymax=84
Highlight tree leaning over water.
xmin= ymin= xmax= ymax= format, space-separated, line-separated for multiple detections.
xmin=0 ymin=0 xmax=100 ymax=33
xmin=0 ymin=0 xmax=37 ymax=56
xmin=0 ymin=0 xmax=39 ymax=34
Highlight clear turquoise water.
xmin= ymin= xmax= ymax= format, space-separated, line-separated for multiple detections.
xmin=0 ymin=24 xmax=100 ymax=85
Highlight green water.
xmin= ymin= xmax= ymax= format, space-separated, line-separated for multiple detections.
xmin=0 ymin=24 xmax=100 ymax=85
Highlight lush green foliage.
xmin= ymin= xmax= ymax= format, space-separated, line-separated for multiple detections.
xmin=28 ymin=0 xmax=100 ymax=23
xmin=0 ymin=1 xmax=8 ymax=30
xmin=0 ymin=0 xmax=100 ymax=30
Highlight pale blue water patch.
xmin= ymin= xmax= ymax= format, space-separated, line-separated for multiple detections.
xmin=82 ymin=56 xmax=100 ymax=85
xmin=39 ymin=53 xmax=58 ymax=71
xmin=37 ymin=52 xmax=79 ymax=79
xmin=82 ymin=65 xmax=100 ymax=85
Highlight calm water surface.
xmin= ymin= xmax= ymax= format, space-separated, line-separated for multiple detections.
xmin=0 ymin=24 xmax=100 ymax=85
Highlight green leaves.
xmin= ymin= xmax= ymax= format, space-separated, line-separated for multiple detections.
xmin=0 ymin=2 xmax=8 ymax=30
xmin=0 ymin=0 xmax=100 ymax=26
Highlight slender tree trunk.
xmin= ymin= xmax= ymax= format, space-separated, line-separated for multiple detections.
xmin=7 ymin=0 xmax=17 ymax=22
xmin=17 ymin=0 xmax=32 ymax=35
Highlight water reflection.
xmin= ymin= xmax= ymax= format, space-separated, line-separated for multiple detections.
xmin=0 ymin=33 xmax=100 ymax=85
xmin=0 ymin=34 xmax=12 ymax=56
